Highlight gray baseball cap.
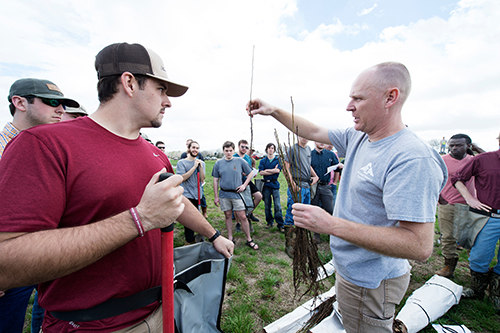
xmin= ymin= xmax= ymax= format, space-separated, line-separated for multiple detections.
xmin=65 ymin=105 xmax=88 ymax=115
xmin=8 ymin=78 xmax=79 ymax=107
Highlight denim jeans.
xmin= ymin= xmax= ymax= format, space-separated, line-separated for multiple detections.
xmin=469 ymin=217 xmax=500 ymax=274
xmin=284 ymin=187 xmax=311 ymax=226
xmin=262 ymin=186 xmax=284 ymax=228
xmin=0 ymin=285 xmax=36 ymax=333
xmin=330 ymin=184 xmax=337 ymax=205
xmin=31 ymin=290 xmax=45 ymax=333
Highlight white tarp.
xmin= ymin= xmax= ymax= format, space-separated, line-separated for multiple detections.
xmin=263 ymin=287 xmax=343 ymax=333
xmin=396 ymin=275 xmax=463 ymax=333
xmin=316 ymin=259 xmax=335 ymax=281
xmin=432 ymin=324 xmax=471 ymax=333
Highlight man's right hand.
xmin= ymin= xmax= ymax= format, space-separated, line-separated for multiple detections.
xmin=135 ymin=169 xmax=185 ymax=232
xmin=246 ymin=98 xmax=276 ymax=117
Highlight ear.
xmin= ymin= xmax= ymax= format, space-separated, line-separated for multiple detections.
xmin=11 ymin=96 xmax=28 ymax=113
xmin=120 ymin=72 xmax=136 ymax=98
xmin=384 ymin=88 xmax=400 ymax=109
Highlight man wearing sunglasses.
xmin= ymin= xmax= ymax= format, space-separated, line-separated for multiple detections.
xmin=0 ymin=78 xmax=79 ymax=332
xmin=0 ymin=78 xmax=79 ymax=159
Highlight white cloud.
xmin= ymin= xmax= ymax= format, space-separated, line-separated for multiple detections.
xmin=358 ymin=3 xmax=378 ymax=16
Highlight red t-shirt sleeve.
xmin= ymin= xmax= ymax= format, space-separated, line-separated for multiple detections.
xmin=0 ymin=131 xmax=66 ymax=232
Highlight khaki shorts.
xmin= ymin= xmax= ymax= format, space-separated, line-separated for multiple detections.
xmin=219 ymin=197 xmax=245 ymax=212
xmin=335 ymin=271 xmax=410 ymax=333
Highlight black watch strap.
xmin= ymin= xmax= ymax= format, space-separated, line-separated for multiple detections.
xmin=209 ymin=229 xmax=221 ymax=242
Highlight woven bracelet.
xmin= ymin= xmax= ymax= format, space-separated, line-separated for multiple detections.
xmin=129 ymin=207 xmax=145 ymax=237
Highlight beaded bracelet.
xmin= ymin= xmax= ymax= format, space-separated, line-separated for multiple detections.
xmin=129 ymin=207 xmax=145 ymax=237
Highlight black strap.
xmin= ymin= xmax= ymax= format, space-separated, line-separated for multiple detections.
xmin=220 ymin=187 xmax=237 ymax=193
xmin=51 ymin=285 xmax=162 ymax=322
xmin=469 ymin=207 xmax=499 ymax=217
xmin=220 ymin=188 xmax=253 ymax=210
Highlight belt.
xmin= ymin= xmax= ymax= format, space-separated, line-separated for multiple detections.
xmin=51 ymin=285 xmax=162 ymax=322
xmin=469 ymin=207 xmax=500 ymax=218
xmin=318 ymin=181 xmax=329 ymax=186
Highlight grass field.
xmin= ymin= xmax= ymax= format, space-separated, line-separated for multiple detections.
xmin=23 ymin=159 xmax=500 ymax=333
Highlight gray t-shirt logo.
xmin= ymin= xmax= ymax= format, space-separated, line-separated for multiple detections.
xmin=358 ymin=162 xmax=374 ymax=181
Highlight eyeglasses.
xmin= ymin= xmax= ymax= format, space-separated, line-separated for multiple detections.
xmin=25 ymin=96 xmax=66 ymax=110
xmin=241 ymin=145 xmax=249 ymax=149
xmin=158 ymin=146 xmax=165 ymax=150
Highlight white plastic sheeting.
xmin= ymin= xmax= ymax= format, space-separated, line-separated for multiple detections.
xmin=263 ymin=287 xmax=345 ymax=333
xmin=396 ymin=275 xmax=463 ymax=333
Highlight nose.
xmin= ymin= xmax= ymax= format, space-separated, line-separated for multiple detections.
xmin=55 ymin=106 xmax=65 ymax=114
xmin=346 ymin=101 xmax=355 ymax=112
xmin=162 ymin=95 xmax=171 ymax=108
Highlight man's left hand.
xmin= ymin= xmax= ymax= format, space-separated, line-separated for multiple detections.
xmin=213 ymin=236 xmax=234 ymax=258
xmin=292 ymin=203 xmax=333 ymax=235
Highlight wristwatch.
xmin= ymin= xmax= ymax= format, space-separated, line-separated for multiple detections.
xmin=209 ymin=229 xmax=221 ymax=243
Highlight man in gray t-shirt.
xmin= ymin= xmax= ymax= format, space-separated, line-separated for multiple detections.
xmin=247 ymin=62 xmax=447 ymax=333
xmin=283 ymin=137 xmax=318 ymax=257
xmin=176 ymin=140 xmax=206 ymax=244
xmin=212 ymin=141 xmax=259 ymax=250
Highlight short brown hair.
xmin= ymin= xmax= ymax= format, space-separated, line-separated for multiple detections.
xmin=97 ymin=74 xmax=148 ymax=103
xmin=223 ymin=141 xmax=235 ymax=150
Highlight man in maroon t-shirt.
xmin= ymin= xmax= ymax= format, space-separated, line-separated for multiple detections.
xmin=452 ymin=133 xmax=500 ymax=314
xmin=0 ymin=43 xmax=233 ymax=332
xmin=435 ymin=133 xmax=476 ymax=278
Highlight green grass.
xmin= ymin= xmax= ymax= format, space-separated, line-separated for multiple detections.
xmin=22 ymin=159 xmax=500 ymax=332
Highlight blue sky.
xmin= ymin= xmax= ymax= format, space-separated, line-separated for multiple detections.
xmin=0 ymin=0 xmax=498 ymax=152
xmin=287 ymin=0 xmax=457 ymax=50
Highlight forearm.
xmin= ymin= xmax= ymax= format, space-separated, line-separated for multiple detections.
xmin=0 ymin=211 xmax=138 ymax=290
xmin=329 ymin=217 xmax=434 ymax=261
xmin=270 ymin=107 xmax=330 ymax=143
xmin=180 ymin=166 xmax=196 ymax=181
xmin=454 ymin=181 xmax=474 ymax=201
xmin=199 ymin=167 xmax=205 ymax=183
xmin=177 ymin=198 xmax=216 ymax=237
xmin=213 ymin=178 xmax=219 ymax=199
xmin=242 ymin=172 xmax=254 ymax=187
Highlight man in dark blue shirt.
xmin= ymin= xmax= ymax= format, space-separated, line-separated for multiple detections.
xmin=258 ymin=143 xmax=285 ymax=232
xmin=311 ymin=141 xmax=339 ymax=243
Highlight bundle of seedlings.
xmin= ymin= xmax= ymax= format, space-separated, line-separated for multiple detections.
xmin=297 ymin=294 xmax=337 ymax=333
xmin=273 ymin=97 xmax=327 ymax=301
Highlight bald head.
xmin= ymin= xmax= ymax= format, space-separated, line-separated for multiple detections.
xmin=370 ymin=62 xmax=412 ymax=106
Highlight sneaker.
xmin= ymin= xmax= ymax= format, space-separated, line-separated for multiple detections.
xmin=279 ymin=227 xmax=285 ymax=233
xmin=265 ymin=223 xmax=273 ymax=229
xmin=248 ymin=214 xmax=260 ymax=222
xmin=235 ymin=222 xmax=241 ymax=233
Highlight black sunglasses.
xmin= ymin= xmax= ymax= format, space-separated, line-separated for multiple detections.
xmin=26 ymin=96 xmax=66 ymax=110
